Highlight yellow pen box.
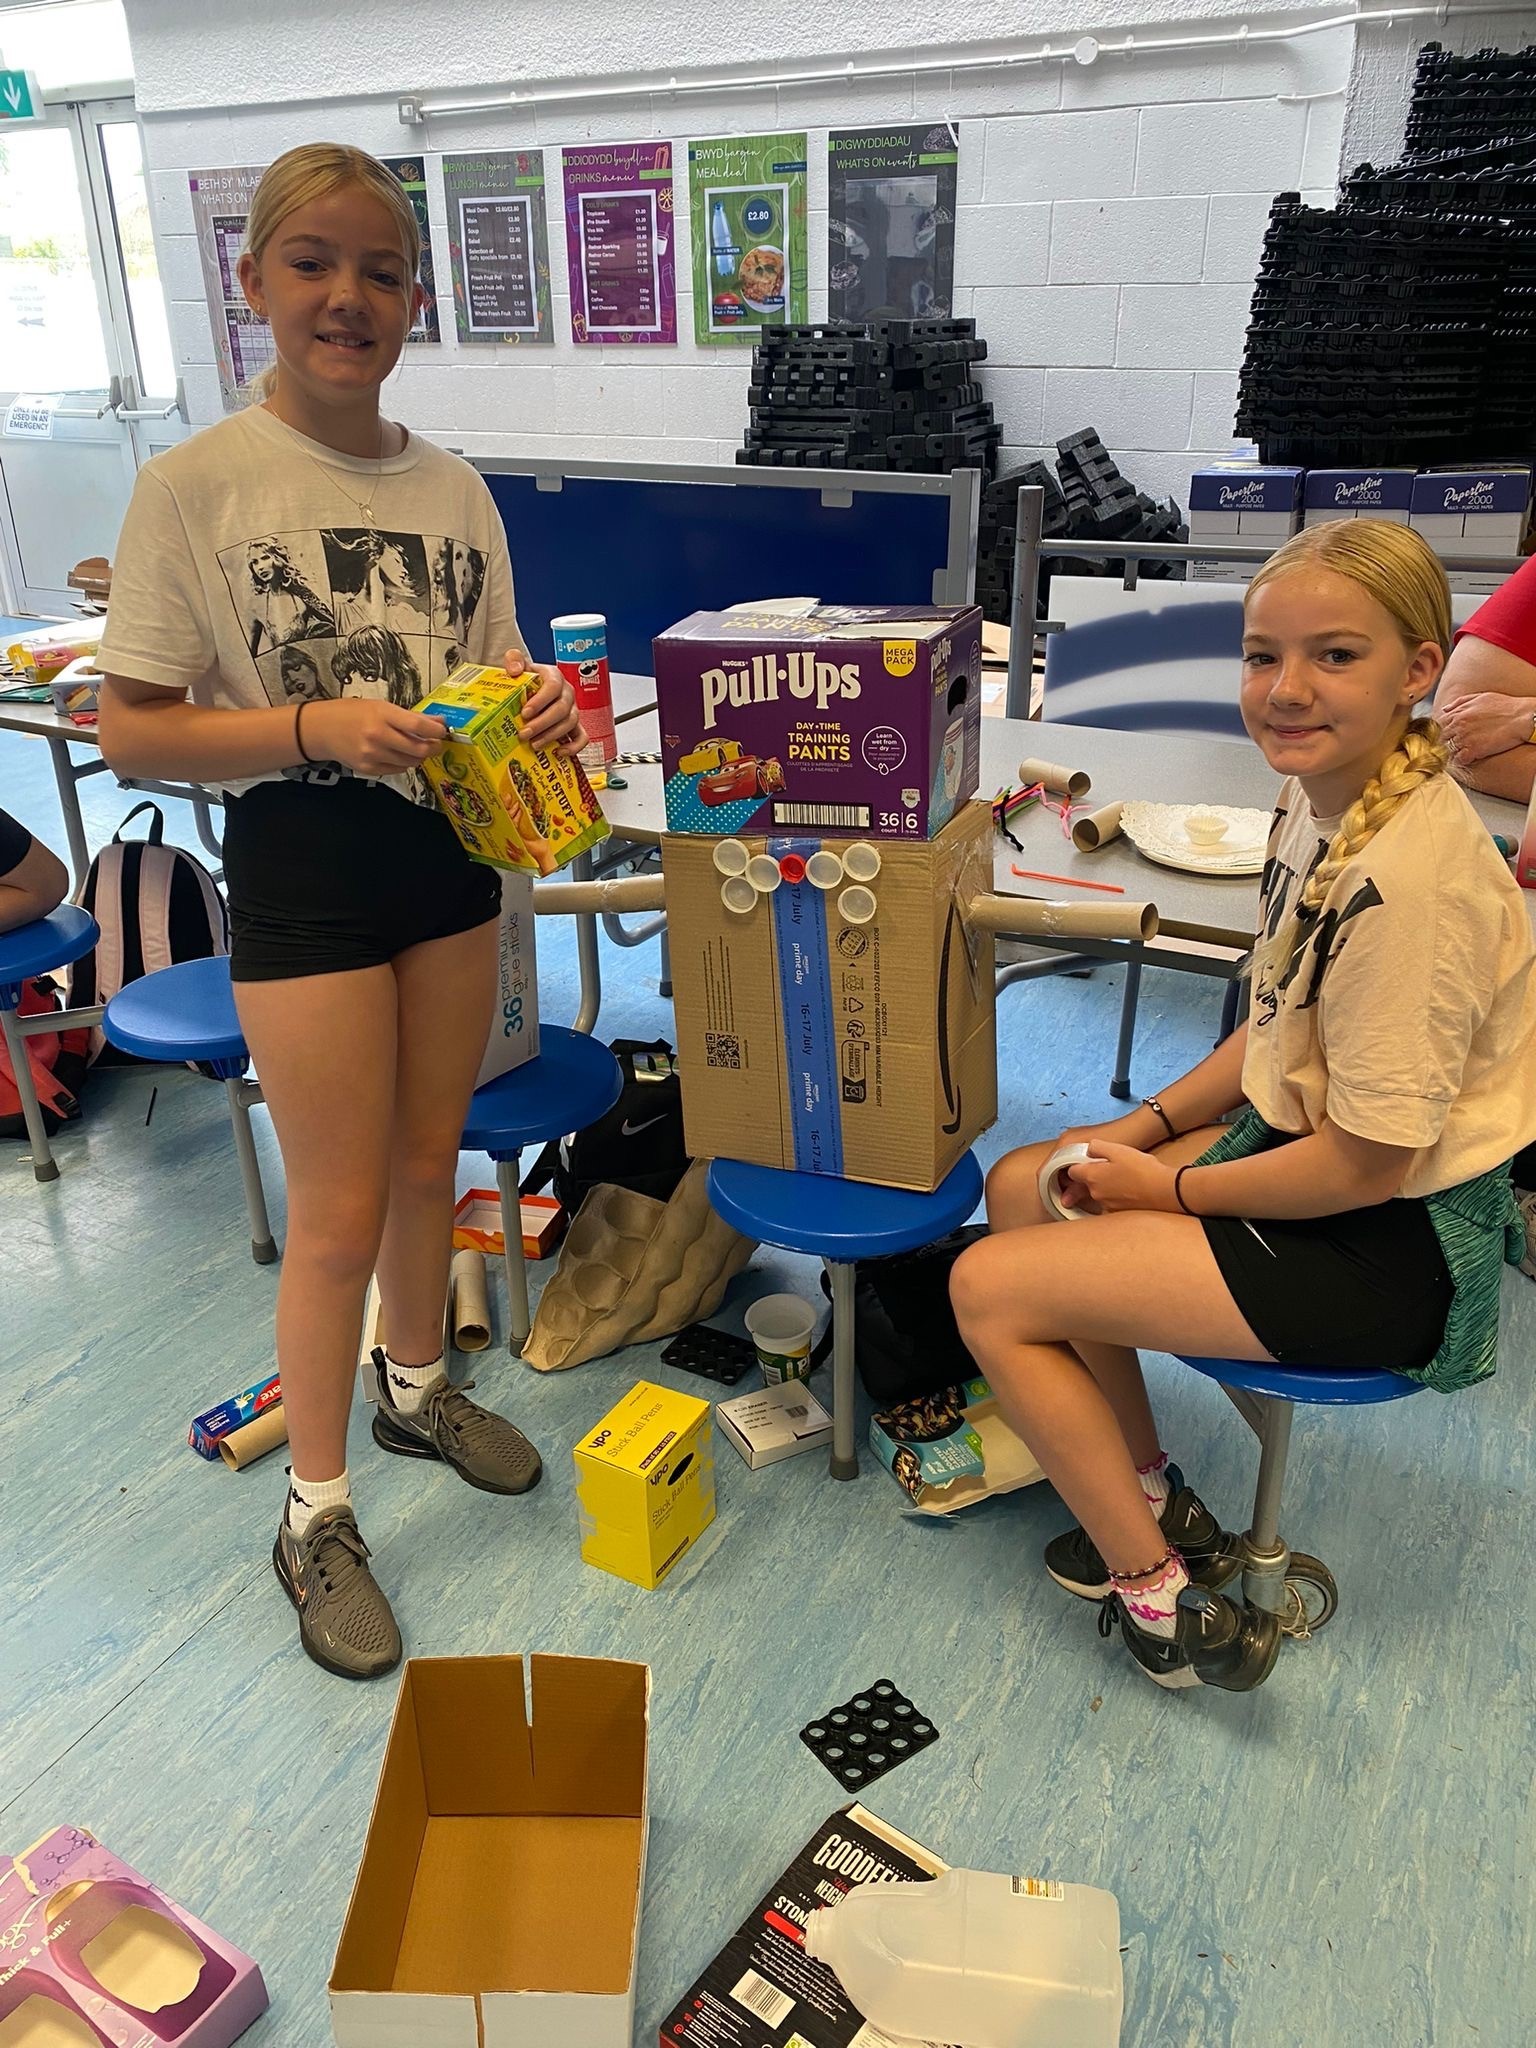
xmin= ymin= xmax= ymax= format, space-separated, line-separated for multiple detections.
xmin=418 ymin=663 xmax=610 ymax=874
xmin=574 ymin=1381 xmax=716 ymax=1590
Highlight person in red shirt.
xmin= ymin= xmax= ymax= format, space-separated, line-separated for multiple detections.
xmin=1437 ymin=554 xmax=1536 ymax=801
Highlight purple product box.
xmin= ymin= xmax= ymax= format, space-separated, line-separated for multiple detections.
xmin=1304 ymin=468 xmax=1416 ymax=512
xmin=652 ymin=603 xmax=983 ymax=839
xmin=1189 ymin=466 xmax=1304 ymax=514
xmin=1410 ymin=468 xmax=1533 ymax=517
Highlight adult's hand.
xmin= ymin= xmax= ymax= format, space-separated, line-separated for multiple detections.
xmin=1439 ymin=691 xmax=1533 ymax=766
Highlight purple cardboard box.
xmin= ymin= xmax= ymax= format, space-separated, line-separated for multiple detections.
xmin=652 ymin=603 xmax=983 ymax=839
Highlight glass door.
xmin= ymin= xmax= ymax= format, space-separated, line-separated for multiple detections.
xmin=0 ymin=97 xmax=185 ymax=615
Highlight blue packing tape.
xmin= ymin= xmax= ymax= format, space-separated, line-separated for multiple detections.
xmin=768 ymin=838 xmax=844 ymax=1178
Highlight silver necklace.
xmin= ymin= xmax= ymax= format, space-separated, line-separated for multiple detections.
xmin=279 ymin=409 xmax=390 ymax=526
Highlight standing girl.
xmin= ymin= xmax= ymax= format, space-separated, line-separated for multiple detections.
xmin=99 ymin=144 xmax=583 ymax=1680
xmin=952 ymin=520 xmax=1536 ymax=1694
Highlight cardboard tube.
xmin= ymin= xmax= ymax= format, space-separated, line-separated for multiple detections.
xmin=968 ymin=891 xmax=1157 ymax=942
xmin=218 ymin=1404 xmax=288 ymax=1469
xmin=451 ymin=1249 xmax=492 ymax=1352
xmin=532 ymin=874 xmax=667 ymax=915
xmin=1071 ymin=800 xmax=1124 ymax=852
xmin=1017 ymin=756 xmax=1091 ymax=799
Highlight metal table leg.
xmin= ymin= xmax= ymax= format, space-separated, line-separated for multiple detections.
xmin=568 ymin=851 xmax=602 ymax=1037
xmin=496 ymin=1154 xmax=532 ymax=1352
xmin=224 ymin=1074 xmax=278 ymax=1264
xmin=0 ymin=998 xmax=58 ymax=1182
xmin=46 ymin=735 xmax=91 ymax=893
xmin=1110 ymin=958 xmax=1142 ymax=1100
xmin=824 ymin=1257 xmax=859 ymax=1480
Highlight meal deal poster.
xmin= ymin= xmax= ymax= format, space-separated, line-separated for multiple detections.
xmin=827 ymin=124 xmax=959 ymax=323
xmin=380 ymin=154 xmax=441 ymax=344
xmin=562 ymin=141 xmax=676 ymax=344
xmin=443 ymin=149 xmax=553 ymax=345
xmin=687 ymin=132 xmax=807 ymax=343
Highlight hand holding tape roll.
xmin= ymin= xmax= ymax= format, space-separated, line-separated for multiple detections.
xmin=1038 ymin=1142 xmax=1094 ymax=1221
xmin=1018 ymin=756 xmax=1091 ymax=799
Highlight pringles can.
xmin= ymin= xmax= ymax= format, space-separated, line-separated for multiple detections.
xmin=550 ymin=612 xmax=616 ymax=767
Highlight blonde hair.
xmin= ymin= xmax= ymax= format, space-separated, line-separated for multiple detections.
xmin=241 ymin=144 xmax=421 ymax=401
xmin=1246 ymin=520 xmax=1452 ymax=918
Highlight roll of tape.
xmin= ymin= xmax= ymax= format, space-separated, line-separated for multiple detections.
xmin=713 ymin=838 xmax=749 ymax=877
xmin=1038 ymin=1141 xmax=1093 ymax=1222
xmin=746 ymin=854 xmax=783 ymax=893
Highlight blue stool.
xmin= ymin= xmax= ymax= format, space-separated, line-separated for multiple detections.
xmin=0 ymin=905 xmax=101 ymax=1184
xmin=1178 ymin=1354 xmax=1424 ymax=1634
xmin=462 ymin=1024 xmax=623 ymax=1353
xmin=104 ymin=955 xmax=278 ymax=1264
xmin=707 ymin=1151 xmax=985 ymax=1479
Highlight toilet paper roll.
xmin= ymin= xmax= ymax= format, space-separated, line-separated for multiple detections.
xmin=218 ymin=1404 xmax=289 ymax=1469
xmin=1071 ymin=801 xmax=1124 ymax=853
xmin=1038 ymin=1142 xmax=1093 ymax=1222
xmin=1018 ymin=756 xmax=1091 ymax=800
xmin=451 ymin=1248 xmax=492 ymax=1352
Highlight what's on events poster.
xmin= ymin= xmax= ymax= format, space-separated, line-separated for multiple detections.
xmin=686 ymin=132 xmax=808 ymax=344
xmin=561 ymin=141 xmax=676 ymax=345
xmin=188 ymin=166 xmax=270 ymax=412
xmin=826 ymin=124 xmax=959 ymax=323
xmin=443 ymin=150 xmax=554 ymax=345
xmin=380 ymin=155 xmax=442 ymax=344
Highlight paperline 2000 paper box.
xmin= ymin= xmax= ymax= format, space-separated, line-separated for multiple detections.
xmin=664 ymin=801 xmax=996 ymax=1192
xmin=1189 ymin=464 xmax=1303 ymax=583
xmin=1303 ymin=468 xmax=1415 ymax=526
xmin=575 ymin=1381 xmax=717 ymax=1589
xmin=660 ymin=1803 xmax=947 ymax=2048
xmin=330 ymin=1655 xmax=649 ymax=2048
xmin=653 ymin=603 xmax=983 ymax=839
xmin=1 ymin=1825 xmax=268 ymax=2047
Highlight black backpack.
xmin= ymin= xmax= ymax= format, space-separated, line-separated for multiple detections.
xmin=520 ymin=1037 xmax=689 ymax=1212
xmin=820 ymin=1224 xmax=987 ymax=1404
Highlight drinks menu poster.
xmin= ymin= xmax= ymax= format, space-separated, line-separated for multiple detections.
xmin=562 ymin=141 xmax=677 ymax=344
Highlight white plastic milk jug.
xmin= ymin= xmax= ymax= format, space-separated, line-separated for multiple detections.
xmin=803 ymin=1866 xmax=1123 ymax=2048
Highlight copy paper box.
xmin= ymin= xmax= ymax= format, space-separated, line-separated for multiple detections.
xmin=575 ymin=1381 xmax=717 ymax=1589
xmin=653 ymin=603 xmax=983 ymax=839
xmin=1411 ymin=469 xmax=1533 ymax=583
xmin=417 ymin=663 xmax=609 ymax=874
xmin=663 ymin=800 xmax=996 ymax=1192
xmin=2 ymin=1825 xmax=268 ymax=2047
xmin=716 ymin=1378 xmax=834 ymax=1467
xmin=869 ymin=1374 xmax=1044 ymax=1514
xmin=1190 ymin=464 xmax=1303 ymax=582
xmin=1303 ymin=468 xmax=1415 ymax=526
xmin=330 ymin=1655 xmax=649 ymax=2048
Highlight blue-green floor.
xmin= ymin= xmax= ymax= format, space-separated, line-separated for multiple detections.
xmin=3 ymin=727 xmax=1533 ymax=2047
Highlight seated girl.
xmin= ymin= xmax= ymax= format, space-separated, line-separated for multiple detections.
xmin=951 ymin=520 xmax=1536 ymax=1695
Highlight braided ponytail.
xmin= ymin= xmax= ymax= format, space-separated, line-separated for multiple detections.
xmin=1299 ymin=718 xmax=1451 ymax=913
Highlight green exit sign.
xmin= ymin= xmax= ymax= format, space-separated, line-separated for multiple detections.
xmin=0 ymin=70 xmax=42 ymax=123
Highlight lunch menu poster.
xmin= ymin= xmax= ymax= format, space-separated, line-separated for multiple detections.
xmin=443 ymin=150 xmax=554 ymax=345
xmin=380 ymin=155 xmax=442 ymax=344
xmin=687 ymin=132 xmax=808 ymax=344
xmin=561 ymin=142 xmax=676 ymax=345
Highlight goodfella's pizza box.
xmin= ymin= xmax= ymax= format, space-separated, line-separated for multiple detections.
xmin=660 ymin=1805 xmax=953 ymax=2048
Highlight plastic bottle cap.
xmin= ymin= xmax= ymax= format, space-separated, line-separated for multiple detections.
xmin=712 ymin=839 xmax=749 ymax=877
xmin=805 ymin=849 xmax=845 ymax=889
xmin=746 ymin=854 xmax=783 ymax=893
xmin=778 ymin=852 xmax=808 ymax=884
xmin=721 ymin=876 xmax=758 ymax=914
xmin=838 ymin=885 xmax=877 ymax=925
xmin=842 ymin=842 xmax=882 ymax=881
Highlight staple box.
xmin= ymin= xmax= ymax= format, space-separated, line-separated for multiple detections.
xmin=417 ymin=664 xmax=609 ymax=874
xmin=653 ymin=603 xmax=983 ymax=839
xmin=575 ymin=1381 xmax=717 ymax=1589
xmin=663 ymin=800 xmax=996 ymax=1191
xmin=330 ymin=1655 xmax=649 ymax=2048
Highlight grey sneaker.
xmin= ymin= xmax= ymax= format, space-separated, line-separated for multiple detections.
xmin=370 ymin=1350 xmax=543 ymax=1495
xmin=272 ymin=1506 xmax=402 ymax=1681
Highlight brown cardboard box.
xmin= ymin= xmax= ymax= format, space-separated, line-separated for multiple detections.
xmin=663 ymin=801 xmax=996 ymax=1192
xmin=329 ymin=1655 xmax=649 ymax=2048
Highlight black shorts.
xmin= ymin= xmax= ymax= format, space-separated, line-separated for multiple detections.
xmin=222 ymin=777 xmax=501 ymax=983
xmin=1202 ymin=1198 xmax=1454 ymax=1374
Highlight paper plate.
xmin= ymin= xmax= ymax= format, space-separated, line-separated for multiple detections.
xmin=1119 ymin=801 xmax=1271 ymax=875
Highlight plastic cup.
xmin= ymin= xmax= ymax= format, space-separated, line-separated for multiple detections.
xmin=744 ymin=1293 xmax=818 ymax=1385
xmin=842 ymin=841 xmax=882 ymax=882
xmin=721 ymin=876 xmax=757 ymax=914
xmin=713 ymin=838 xmax=750 ymax=877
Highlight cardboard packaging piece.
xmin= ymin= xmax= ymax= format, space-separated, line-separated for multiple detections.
xmin=452 ymin=1187 xmax=566 ymax=1261
xmin=330 ymin=1655 xmax=649 ymax=2048
xmin=475 ymin=870 xmax=540 ymax=1090
xmin=663 ymin=801 xmax=997 ymax=1192
xmin=1302 ymin=468 xmax=1415 ymax=526
xmin=716 ymin=1377 xmax=834 ymax=1467
xmin=2 ymin=1825 xmax=268 ymax=2047
xmin=870 ymin=1375 xmax=1045 ymax=1514
xmin=653 ymin=603 xmax=983 ymax=839
xmin=575 ymin=1381 xmax=717 ymax=1589
xmin=417 ymin=664 xmax=609 ymax=874
xmin=659 ymin=1803 xmax=945 ymax=2048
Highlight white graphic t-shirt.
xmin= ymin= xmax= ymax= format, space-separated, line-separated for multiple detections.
xmin=97 ymin=404 xmax=526 ymax=803
xmin=1243 ymin=770 xmax=1536 ymax=1198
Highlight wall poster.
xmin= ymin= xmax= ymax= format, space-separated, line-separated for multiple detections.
xmin=686 ymin=131 xmax=808 ymax=344
xmin=826 ymin=125 xmax=959 ymax=323
xmin=561 ymin=141 xmax=676 ymax=345
xmin=442 ymin=150 xmax=553 ymax=345
xmin=379 ymin=154 xmax=442 ymax=343
xmin=189 ymin=166 xmax=269 ymax=411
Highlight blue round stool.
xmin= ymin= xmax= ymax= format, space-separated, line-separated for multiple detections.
xmin=462 ymin=1024 xmax=623 ymax=1353
xmin=0 ymin=905 xmax=99 ymax=1183
xmin=103 ymin=955 xmax=278 ymax=1264
xmin=1177 ymin=1353 xmax=1423 ymax=1635
xmin=707 ymin=1150 xmax=985 ymax=1479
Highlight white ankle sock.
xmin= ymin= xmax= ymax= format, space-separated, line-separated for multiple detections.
xmin=383 ymin=1350 xmax=445 ymax=1416
xmin=1138 ymin=1451 xmax=1172 ymax=1514
xmin=1112 ymin=1552 xmax=1190 ymax=1639
xmin=287 ymin=1468 xmax=351 ymax=1538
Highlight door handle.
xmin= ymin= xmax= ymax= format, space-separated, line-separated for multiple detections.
xmin=54 ymin=397 xmax=116 ymax=419
xmin=115 ymin=380 xmax=186 ymax=424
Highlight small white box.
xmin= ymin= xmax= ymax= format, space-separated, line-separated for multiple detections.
xmin=715 ymin=1378 xmax=834 ymax=1467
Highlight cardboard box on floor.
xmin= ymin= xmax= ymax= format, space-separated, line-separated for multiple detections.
xmin=330 ymin=1655 xmax=649 ymax=2048
xmin=663 ymin=801 xmax=996 ymax=1192
xmin=869 ymin=1375 xmax=1044 ymax=1514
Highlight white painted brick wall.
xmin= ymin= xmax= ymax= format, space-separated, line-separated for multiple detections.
xmin=1049 ymin=197 xmax=1206 ymax=284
